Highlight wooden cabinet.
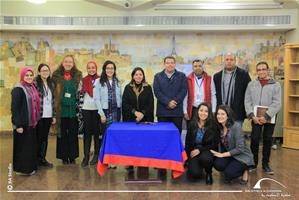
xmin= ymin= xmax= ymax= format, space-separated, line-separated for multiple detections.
xmin=283 ymin=43 xmax=299 ymax=149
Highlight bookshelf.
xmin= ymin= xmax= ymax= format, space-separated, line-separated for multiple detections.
xmin=283 ymin=43 xmax=299 ymax=149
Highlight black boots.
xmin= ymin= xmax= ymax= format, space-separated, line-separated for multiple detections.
xmin=82 ymin=135 xmax=101 ymax=167
xmin=89 ymin=155 xmax=98 ymax=165
xmin=81 ymin=157 xmax=89 ymax=167
xmin=206 ymin=173 xmax=213 ymax=185
xmin=38 ymin=142 xmax=53 ymax=168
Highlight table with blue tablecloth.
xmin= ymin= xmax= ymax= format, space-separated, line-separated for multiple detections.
xmin=97 ymin=122 xmax=187 ymax=178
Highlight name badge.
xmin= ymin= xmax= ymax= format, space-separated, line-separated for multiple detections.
xmin=64 ymin=93 xmax=71 ymax=98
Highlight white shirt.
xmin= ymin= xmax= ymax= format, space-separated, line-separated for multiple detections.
xmin=42 ymin=85 xmax=53 ymax=118
xmin=183 ymin=74 xmax=217 ymax=113
xmin=82 ymin=81 xmax=98 ymax=110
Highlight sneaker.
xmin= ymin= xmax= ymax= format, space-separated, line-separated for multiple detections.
xmin=248 ymin=165 xmax=257 ymax=172
xmin=263 ymin=165 xmax=274 ymax=175
xmin=272 ymin=144 xmax=278 ymax=150
xmin=29 ymin=170 xmax=36 ymax=175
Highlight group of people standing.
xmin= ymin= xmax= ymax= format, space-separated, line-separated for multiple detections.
xmin=11 ymin=53 xmax=281 ymax=186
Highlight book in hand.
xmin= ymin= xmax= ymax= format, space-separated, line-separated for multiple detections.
xmin=253 ymin=105 xmax=276 ymax=124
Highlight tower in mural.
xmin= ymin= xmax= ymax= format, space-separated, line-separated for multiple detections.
xmin=170 ymin=33 xmax=184 ymax=64
xmin=171 ymin=33 xmax=177 ymax=57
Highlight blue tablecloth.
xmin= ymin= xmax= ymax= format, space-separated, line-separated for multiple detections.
xmin=97 ymin=122 xmax=187 ymax=178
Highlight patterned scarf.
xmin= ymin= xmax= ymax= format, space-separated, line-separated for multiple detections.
xmin=20 ymin=67 xmax=41 ymax=127
xmin=220 ymin=130 xmax=229 ymax=149
xmin=221 ymin=67 xmax=237 ymax=106
xmin=105 ymin=79 xmax=118 ymax=126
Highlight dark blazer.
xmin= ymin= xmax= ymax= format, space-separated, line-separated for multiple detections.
xmin=122 ymin=83 xmax=154 ymax=122
xmin=11 ymin=87 xmax=29 ymax=129
xmin=153 ymin=69 xmax=187 ymax=117
xmin=185 ymin=121 xmax=220 ymax=159
xmin=218 ymin=123 xmax=254 ymax=166
xmin=213 ymin=67 xmax=251 ymax=121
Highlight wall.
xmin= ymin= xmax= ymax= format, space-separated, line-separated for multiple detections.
xmin=286 ymin=8 xmax=299 ymax=43
xmin=0 ymin=31 xmax=285 ymax=131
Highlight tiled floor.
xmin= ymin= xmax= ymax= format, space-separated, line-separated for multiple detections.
xmin=0 ymin=134 xmax=298 ymax=200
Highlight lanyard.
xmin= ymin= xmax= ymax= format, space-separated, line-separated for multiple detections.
xmin=43 ymin=84 xmax=49 ymax=97
xmin=195 ymin=76 xmax=204 ymax=90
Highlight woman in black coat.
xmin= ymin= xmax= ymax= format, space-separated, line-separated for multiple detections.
xmin=11 ymin=67 xmax=41 ymax=175
xmin=122 ymin=67 xmax=154 ymax=123
xmin=185 ymin=102 xmax=220 ymax=184
xmin=122 ymin=67 xmax=154 ymax=177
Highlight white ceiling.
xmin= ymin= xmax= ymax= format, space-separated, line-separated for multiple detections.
xmin=84 ymin=0 xmax=299 ymax=10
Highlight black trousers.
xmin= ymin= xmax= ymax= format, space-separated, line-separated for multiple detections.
xmin=157 ymin=117 xmax=183 ymax=134
xmin=82 ymin=110 xmax=101 ymax=159
xmin=188 ymin=150 xmax=214 ymax=179
xmin=36 ymin=118 xmax=52 ymax=162
xmin=250 ymin=122 xmax=275 ymax=166
xmin=13 ymin=127 xmax=37 ymax=173
xmin=213 ymin=157 xmax=247 ymax=181
xmin=56 ymin=117 xmax=79 ymax=161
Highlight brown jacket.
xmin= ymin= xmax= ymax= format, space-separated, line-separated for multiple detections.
xmin=52 ymin=66 xmax=82 ymax=135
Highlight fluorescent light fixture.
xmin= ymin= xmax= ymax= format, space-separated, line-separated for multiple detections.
xmin=27 ymin=0 xmax=47 ymax=4
xmin=155 ymin=2 xmax=284 ymax=10
xmin=265 ymin=24 xmax=276 ymax=26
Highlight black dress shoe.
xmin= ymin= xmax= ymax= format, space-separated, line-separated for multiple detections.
xmin=69 ymin=159 xmax=76 ymax=164
xmin=158 ymin=169 xmax=167 ymax=180
xmin=81 ymin=158 xmax=89 ymax=168
xmin=126 ymin=166 xmax=134 ymax=174
xmin=39 ymin=160 xmax=54 ymax=168
xmin=206 ymin=173 xmax=213 ymax=185
xmin=62 ymin=159 xmax=69 ymax=165
xmin=89 ymin=155 xmax=98 ymax=165
xmin=224 ymin=178 xmax=232 ymax=184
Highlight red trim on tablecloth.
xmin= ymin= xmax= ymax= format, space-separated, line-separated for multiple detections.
xmin=97 ymin=151 xmax=187 ymax=178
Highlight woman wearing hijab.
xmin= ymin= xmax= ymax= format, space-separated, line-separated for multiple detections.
xmin=11 ymin=67 xmax=41 ymax=175
xmin=81 ymin=61 xmax=100 ymax=168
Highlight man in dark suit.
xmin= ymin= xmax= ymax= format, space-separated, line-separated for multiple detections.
xmin=213 ymin=53 xmax=251 ymax=126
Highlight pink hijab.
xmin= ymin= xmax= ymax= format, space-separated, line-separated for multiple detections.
xmin=20 ymin=67 xmax=41 ymax=127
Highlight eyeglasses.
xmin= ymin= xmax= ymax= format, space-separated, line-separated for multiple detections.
xmin=40 ymin=70 xmax=49 ymax=72
xmin=106 ymin=67 xmax=114 ymax=70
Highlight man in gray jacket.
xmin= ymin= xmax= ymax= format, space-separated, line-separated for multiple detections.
xmin=244 ymin=61 xmax=281 ymax=175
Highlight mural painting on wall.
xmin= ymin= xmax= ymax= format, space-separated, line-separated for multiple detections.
xmin=0 ymin=32 xmax=285 ymax=131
